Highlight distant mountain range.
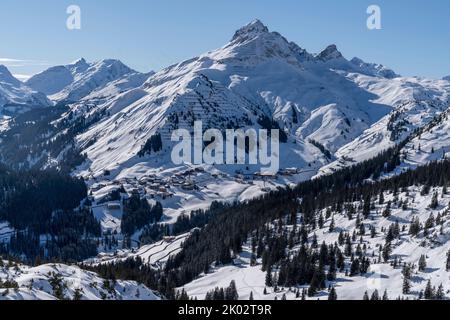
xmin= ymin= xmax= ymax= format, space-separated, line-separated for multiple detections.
xmin=26 ymin=58 xmax=154 ymax=103
xmin=0 ymin=19 xmax=449 ymax=181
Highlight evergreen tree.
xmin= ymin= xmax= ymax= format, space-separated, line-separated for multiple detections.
xmin=409 ymin=217 xmax=422 ymax=236
xmin=370 ymin=290 xmax=380 ymax=301
xmin=318 ymin=213 xmax=325 ymax=229
xmin=73 ymin=288 xmax=83 ymax=300
xmin=265 ymin=269 xmax=273 ymax=287
xmin=301 ymin=289 xmax=306 ymax=300
xmin=225 ymin=281 xmax=239 ymax=300
xmin=418 ymin=290 xmax=424 ymax=300
xmin=446 ymin=250 xmax=450 ymax=271
xmin=328 ymin=287 xmax=337 ymax=300
xmin=363 ymin=291 xmax=369 ymax=300
xmin=402 ymin=277 xmax=411 ymax=295
xmin=382 ymin=242 xmax=392 ymax=262
xmin=371 ymin=226 xmax=376 ymax=238
xmin=382 ymin=201 xmax=391 ymax=218
xmin=418 ymin=255 xmax=427 ymax=272
xmin=435 ymin=284 xmax=445 ymax=300
xmin=350 ymin=259 xmax=360 ymax=276
xmin=425 ymin=214 xmax=435 ymax=231
xmin=329 ymin=216 xmax=335 ymax=233
xmin=430 ymin=192 xmax=439 ymax=209
xmin=379 ymin=192 xmax=385 ymax=205
xmin=363 ymin=197 xmax=371 ymax=218
xmin=138 ymin=133 xmax=163 ymax=157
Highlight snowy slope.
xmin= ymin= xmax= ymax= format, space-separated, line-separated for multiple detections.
xmin=26 ymin=58 xmax=152 ymax=103
xmin=395 ymin=107 xmax=450 ymax=171
xmin=1 ymin=20 xmax=448 ymax=229
xmin=0 ymin=261 xmax=160 ymax=300
xmin=0 ymin=65 xmax=51 ymax=114
xmin=180 ymin=185 xmax=450 ymax=300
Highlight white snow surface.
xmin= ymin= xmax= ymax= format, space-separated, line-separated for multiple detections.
xmin=69 ymin=20 xmax=450 ymax=183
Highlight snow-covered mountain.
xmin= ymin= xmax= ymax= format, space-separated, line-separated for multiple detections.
xmin=26 ymin=58 xmax=153 ymax=103
xmin=0 ymin=260 xmax=160 ymax=300
xmin=66 ymin=20 xmax=449 ymax=183
xmin=444 ymin=75 xmax=450 ymax=81
xmin=69 ymin=20 xmax=398 ymax=178
xmin=0 ymin=65 xmax=51 ymax=115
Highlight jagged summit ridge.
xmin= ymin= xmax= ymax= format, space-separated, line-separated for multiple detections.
xmin=0 ymin=64 xmax=51 ymax=112
xmin=316 ymin=44 xmax=344 ymax=61
xmin=26 ymin=58 xmax=148 ymax=102
xmin=232 ymin=19 xmax=270 ymax=42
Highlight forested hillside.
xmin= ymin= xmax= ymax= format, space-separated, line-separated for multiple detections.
xmin=86 ymin=146 xmax=450 ymax=300
xmin=0 ymin=165 xmax=100 ymax=262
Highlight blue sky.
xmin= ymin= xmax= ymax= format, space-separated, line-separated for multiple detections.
xmin=1 ymin=0 xmax=449 ymax=80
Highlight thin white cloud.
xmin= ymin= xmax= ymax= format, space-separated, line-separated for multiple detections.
xmin=13 ymin=74 xmax=32 ymax=81
xmin=0 ymin=58 xmax=50 ymax=81
xmin=0 ymin=58 xmax=24 ymax=63
xmin=0 ymin=57 xmax=50 ymax=67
